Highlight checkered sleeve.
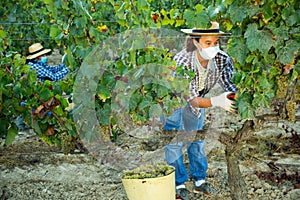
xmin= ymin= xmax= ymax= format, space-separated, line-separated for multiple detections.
xmin=174 ymin=49 xmax=192 ymax=70
xmin=28 ymin=62 xmax=69 ymax=82
xmin=173 ymin=49 xmax=197 ymax=99
xmin=218 ymin=57 xmax=237 ymax=92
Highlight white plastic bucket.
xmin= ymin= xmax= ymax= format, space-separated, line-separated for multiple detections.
xmin=122 ymin=170 xmax=175 ymax=200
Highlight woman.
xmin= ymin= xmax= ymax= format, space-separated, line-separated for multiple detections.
xmin=164 ymin=22 xmax=237 ymax=200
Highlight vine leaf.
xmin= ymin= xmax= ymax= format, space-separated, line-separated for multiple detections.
xmin=183 ymin=9 xmax=208 ymax=28
xmin=259 ymin=31 xmax=274 ymax=54
xmin=4 ymin=125 xmax=18 ymax=146
xmin=244 ymin=23 xmax=259 ymax=52
xmin=228 ymin=38 xmax=247 ymax=65
xmin=149 ymin=104 xmax=162 ymax=118
xmin=97 ymin=85 xmax=111 ymax=102
xmin=276 ymin=40 xmax=299 ymax=65
xmin=50 ymin=24 xmax=62 ymax=39
xmin=228 ymin=2 xmax=246 ymax=23
xmin=97 ymin=104 xmax=111 ymax=125
xmin=245 ymin=23 xmax=274 ymax=54
xmin=238 ymin=93 xmax=254 ymax=119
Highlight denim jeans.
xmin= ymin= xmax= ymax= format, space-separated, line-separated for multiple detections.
xmin=162 ymin=104 xmax=204 ymax=131
xmin=163 ymin=104 xmax=207 ymax=186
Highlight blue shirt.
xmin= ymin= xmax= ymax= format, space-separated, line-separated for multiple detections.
xmin=27 ymin=60 xmax=69 ymax=82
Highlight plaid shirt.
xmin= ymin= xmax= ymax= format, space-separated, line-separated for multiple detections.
xmin=27 ymin=61 xmax=69 ymax=82
xmin=174 ymin=48 xmax=237 ymax=117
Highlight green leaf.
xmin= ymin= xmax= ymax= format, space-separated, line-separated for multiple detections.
xmin=50 ymin=24 xmax=61 ymax=39
xmin=253 ymin=92 xmax=269 ymax=108
xmin=195 ymin=11 xmax=209 ymax=28
xmin=0 ymin=30 xmax=7 ymax=39
xmin=244 ymin=23 xmax=259 ymax=51
xmin=269 ymin=67 xmax=281 ymax=80
xmin=175 ymin=19 xmax=185 ymax=27
xmin=277 ymin=0 xmax=285 ymax=5
xmin=246 ymin=4 xmax=260 ymax=17
xmin=5 ymin=125 xmax=18 ymax=146
xmin=258 ymin=31 xmax=274 ymax=54
xmin=282 ymin=6 xmax=299 ymax=26
xmin=56 ymin=94 xmax=69 ymax=108
xmin=195 ymin=4 xmax=204 ymax=12
xmin=149 ymin=104 xmax=162 ymax=118
xmin=138 ymin=0 xmax=149 ymax=9
xmin=291 ymin=69 xmax=298 ymax=81
xmin=228 ymin=2 xmax=246 ymax=23
xmin=102 ymin=72 xmax=116 ymax=89
xmin=276 ymin=40 xmax=299 ymax=65
xmin=129 ymin=93 xmax=141 ymax=111
xmin=262 ymin=53 xmax=275 ymax=65
xmin=157 ymin=86 xmax=169 ymax=98
xmin=132 ymin=40 xmax=146 ymax=50
xmin=232 ymin=72 xmax=243 ymax=85
xmin=263 ymin=1 xmax=274 ymax=21
xmin=258 ymin=74 xmax=271 ymax=90
xmin=97 ymin=85 xmax=111 ymax=102
xmin=138 ymin=100 xmax=151 ymax=111
xmin=244 ymin=76 xmax=254 ymax=88
xmin=223 ymin=0 xmax=235 ymax=7
xmin=228 ymin=38 xmax=247 ymax=65
xmin=0 ymin=119 xmax=8 ymax=138
xmin=53 ymin=106 xmax=64 ymax=116
xmin=207 ymin=6 xmax=216 ymax=19
xmin=286 ymin=12 xmax=299 ymax=26
xmin=267 ymin=23 xmax=289 ymax=41
xmin=183 ymin=10 xmax=195 ymax=26
xmin=238 ymin=93 xmax=254 ymax=119
xmin=97 ymin=104 xmax=111 ymax=125
xmin=40 ymin=88 xmax=52 ymax=100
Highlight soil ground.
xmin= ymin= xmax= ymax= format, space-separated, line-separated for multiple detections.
xmin=1 ymin=110 xmax=299 ymax=200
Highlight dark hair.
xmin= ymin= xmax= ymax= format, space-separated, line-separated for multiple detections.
xmin=185 ymin=36 xmax=201 ymax=52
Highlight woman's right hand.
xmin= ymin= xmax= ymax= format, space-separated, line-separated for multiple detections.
xmin=210 ymin=92 xmax=237 ymax=113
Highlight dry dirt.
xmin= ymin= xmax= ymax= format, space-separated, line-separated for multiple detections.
xmin=1 ymin=110 xmax=299 ymax=200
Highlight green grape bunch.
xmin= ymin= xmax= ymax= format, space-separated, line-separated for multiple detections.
xmin=286 ymin=101 xmax=296 ymax=122
xmin=122 ymin=163 xmax=175 ymax=179
xmin=276 ymin=75 xmax=290 ymax=99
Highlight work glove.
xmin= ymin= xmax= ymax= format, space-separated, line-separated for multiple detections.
xmin=211 ymin=92 xmax=237 ymax=113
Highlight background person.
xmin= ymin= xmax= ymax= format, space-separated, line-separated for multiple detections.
xmin=15 ymin=43 xmax=70 ymax=131
xmin=26 ymin=43 xmax=69 ymax=82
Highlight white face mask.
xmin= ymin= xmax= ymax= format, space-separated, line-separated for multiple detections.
xmin=198 ymin=45 xmax=220 ymax=60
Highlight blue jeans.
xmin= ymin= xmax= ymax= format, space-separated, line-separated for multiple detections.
xmin=163 ymin=104 xmax=207 ymax=186
xmin=162 ymin=105 xmax=204 ymax=131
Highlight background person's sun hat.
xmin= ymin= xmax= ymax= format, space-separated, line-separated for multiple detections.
xmin=181 ymin=22 xmax=231 ymax=36
xmin=26 ymin=43 xmax=51 ymax=59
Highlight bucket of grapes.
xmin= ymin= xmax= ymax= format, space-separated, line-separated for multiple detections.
xmin=122 ymin=163 xmax=175 ymax=200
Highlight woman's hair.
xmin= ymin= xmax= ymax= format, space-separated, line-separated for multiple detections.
xmin=185 ymin=36 xmax=200 ymax=52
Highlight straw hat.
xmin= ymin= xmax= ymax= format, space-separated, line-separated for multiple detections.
xmin=181 ymin=22 xmax=231 ymax=36
xmin=26 ymin=43 xmax=51 ymax=59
